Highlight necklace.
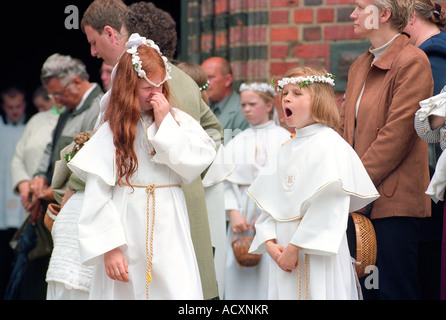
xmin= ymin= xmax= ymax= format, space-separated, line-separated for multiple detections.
xmin=139 ymin=116 xmax=156 ymax=156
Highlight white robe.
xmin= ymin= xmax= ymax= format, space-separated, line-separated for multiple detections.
xmin=68 ymin=108 xmax=216 ymax=300
xmin=223 ymin=120 xmax=291 ymax=300
xmin=202 ymin=144 xmax=234 ymax=298
xmin=46 ymin=191 xmax=93 ymax=300
xmin=248 ymin=123 xmax=379 ymax=300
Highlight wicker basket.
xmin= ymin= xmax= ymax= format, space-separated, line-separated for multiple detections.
xmin=351 ymin=212 xmax=377 ymax=278
xmin=44 ymin=203 xmax=61 ymax=232
xmin=231 ymin=226 xmax=262 ymax=267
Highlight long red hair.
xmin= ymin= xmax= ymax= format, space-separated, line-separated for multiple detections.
xmin=104 ymin=45 xmax=171 ymax=186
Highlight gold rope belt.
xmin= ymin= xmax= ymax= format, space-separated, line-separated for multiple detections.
xmin=297 ymin=253 xmax=309 ymax=300
xmin=296 ymin=218 xmax=308 ymax=300
xmin=123 ymin=183 xmax=181 ymax=300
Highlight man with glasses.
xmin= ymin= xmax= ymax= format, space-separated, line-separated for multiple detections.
xmin=31 ymin=53 xmax=103 ymax=196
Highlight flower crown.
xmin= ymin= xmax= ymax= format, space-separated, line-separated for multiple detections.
xmin=200 ymin=80 xmax=209 ymax=92
xmin=239 ymin=82 xmax=276 ymax=96
xmin=125 ymin=33 xmax=172 ymax=87
xmin=274 ymin=73 xmax=335 ymax=91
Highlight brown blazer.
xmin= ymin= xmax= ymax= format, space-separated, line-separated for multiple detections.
xmin=338 ymin=34 xmax=433 ymax=219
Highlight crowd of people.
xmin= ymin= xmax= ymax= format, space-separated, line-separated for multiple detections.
xmin=1 ymin=0 xmax=446 ymax=301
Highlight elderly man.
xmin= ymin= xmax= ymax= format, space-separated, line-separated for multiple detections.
xmin=31 ymin=53 xmax=103 ymax=197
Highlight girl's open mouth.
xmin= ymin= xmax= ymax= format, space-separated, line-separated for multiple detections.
xmin=284 ymin=107 xmax=293 ymax=119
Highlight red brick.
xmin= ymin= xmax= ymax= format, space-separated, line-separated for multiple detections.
xmin=246 ymin=27 xmax=267 ymax=42
xmin=317 ymin=8 xmax=334 ymax=23
xmin=229 ymin=28 xmax=242 ymax=44
xmin=231 ymin=61 xmax=243 ymax=78
xmin=324 ymin=25 xmax=363 ymax=40
xmin=271 ymin=27 xmax=298 ymax=42
xmin=303 ymin=26 xmax=321 ymax=41
xmin=246 ymin=61 xmax=267 ymax=78
xmin=294 ymin=9 xmax=313 ymax=23
xmin=230 ymin=27 xmax=267 ymax=44
xmin=201 ymin=34 xmax=213 ymax=51
xmin=230 ymin=0 xmax=268 ymax=10
xmin=215 ymin=32 xmax=228 ymax=48
xmin=247 ymin=0 xmax=268 ymax=8
xmin=326 ymin=0 xmax=354 ymax=4
xmin=293 ymin=43 xmax=330 ymax=59
xmin=270 ymin=10 xmax=289 ymax=24
xmin=271 ymin=0 xmax=299 ymax=8
xmin=270 ymin=62 xmax=299 ymax=77
xmin=271 ymin=45 xmax=289 ymax=59
xmin=215 ymin=0 xmax=228 ymax=14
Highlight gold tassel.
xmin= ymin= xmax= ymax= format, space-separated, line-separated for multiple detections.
xmin=147 ymin=271 xmax=152 ymax=283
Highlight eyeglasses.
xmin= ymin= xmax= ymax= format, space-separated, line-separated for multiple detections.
xmin=48 ymin=82 xmax=71 ymax=100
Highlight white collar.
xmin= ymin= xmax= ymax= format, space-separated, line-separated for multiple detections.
xmin=294 ymin=123 xmax=326 ymax=137
xmin=75 ymin=83 xmax=97 ymax=111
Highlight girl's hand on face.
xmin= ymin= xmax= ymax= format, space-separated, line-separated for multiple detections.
xmin=150 ymin=92 xmax=170 ymax=127
xmin=104 ymin=247 xmax=129 ymax=282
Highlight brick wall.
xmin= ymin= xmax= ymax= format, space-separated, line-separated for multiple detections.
xmin=185 ymin=0 xmax=446 ymax=81
xmin=269 ymin=0 xmax=446 ymax=86
xmin=184 ymin=0 xmax=446 ymax=111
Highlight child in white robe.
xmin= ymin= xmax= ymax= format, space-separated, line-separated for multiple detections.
xmin=67 ymin=34 xmax=216 ymax=300
xmin=248 ymin=66 xmax=380 ymax=300
xmin=224 ymin=82 xmax=291 ymax=300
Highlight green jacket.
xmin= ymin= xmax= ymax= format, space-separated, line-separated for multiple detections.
xmin=167 ymin=63 xmax=223 ymax=299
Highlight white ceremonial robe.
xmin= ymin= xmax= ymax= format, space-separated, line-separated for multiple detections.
xmin=248 ymin=123 xmax=379 ymax=300
xmin=68 ymin=108 xmax=216 ymax=300
xmin=46 ymin=191 xmax=93 ymax=300
xmin=202 ymin=144 xmax=234 ymax=298
xmin=224 ymin=120 xmax=291 ymax=300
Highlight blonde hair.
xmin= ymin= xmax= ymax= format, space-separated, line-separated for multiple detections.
xmin=374 ymin=0 xmax=414 ymax=32
xmin=280 ymin=66 xmax=339 ymax=130
xmin=241 ymin=81 xmax=276 ymax=120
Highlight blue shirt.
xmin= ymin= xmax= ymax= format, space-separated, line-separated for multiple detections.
xmin=420 ymin=30 xmax=446 ymax=95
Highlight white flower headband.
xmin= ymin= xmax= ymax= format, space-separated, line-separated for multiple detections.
xmin=125 ymin=33 xmax=172 ymax=87
xmin=239 ymin=82 xmax=276 ymax=96
xmin=275 ymin=73 xmax=335 ymax=91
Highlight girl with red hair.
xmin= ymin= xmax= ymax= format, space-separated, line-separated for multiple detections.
xmin=68 ymin=34 xmax=216 ymax=300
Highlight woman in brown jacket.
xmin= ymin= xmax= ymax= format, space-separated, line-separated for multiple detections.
xmin=339 ymin=0 xmax=434 ymax=299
